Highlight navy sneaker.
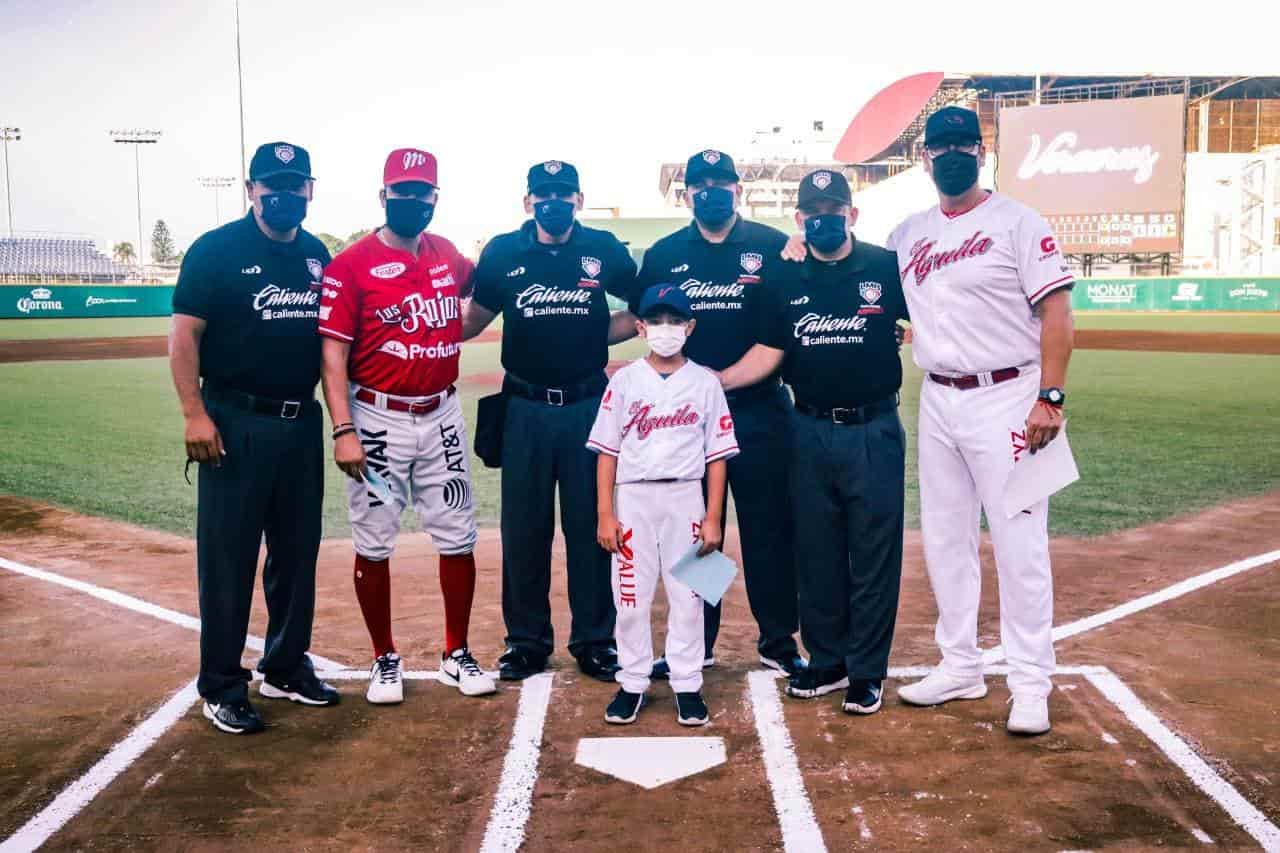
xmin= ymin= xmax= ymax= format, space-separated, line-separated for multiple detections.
xmin=785 ymin=664 xmax=849 ymax=699
xmin=841 ymin=679 xmax=884 ymax=715
xmin=576 ymin=646 xmax=622 ymax=683
xmin=498 ymin=648 xmax=547 ymax=681
xmin=203 ymin=699 xmax=265 ymax=735
xmin=259 ymin=669 xmax=340 ymax=707
xmin=675 ymin=691 xmax=710 ymax=726
xmin=759 ymin=652 xmax=809 ymax=678
xmin=605 ymin=689 xmax=645 ymax=724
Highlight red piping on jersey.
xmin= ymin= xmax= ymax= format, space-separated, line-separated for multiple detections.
xmin=587 ymin=439 xmax=619 ymax=456
xmin=940 ymin=191 xmax=993 ymax=220
xmin=1028 ymin=275 xmax=1074 ymax=303
xmin=706 ymin=446 xmax=739 ymax=462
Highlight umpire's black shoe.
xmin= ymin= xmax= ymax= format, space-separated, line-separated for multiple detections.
xmin=605 ymin=688 xmax=645 ymax=724
xmin=259 ymin=669 xmax=340 ymax=707
xmin=759 ymin=652 xmax=809 ymax=678
xmin=841 ymin=679 xmax=884 ymax=715
xmin=498 ymin=648 xmax=547 ymax=681
xmin=675 ymin=691 xmax=710 ymax=726
xmin=785 ymin=664 xmax=849 ymax=699
xmin=203 ymin=699 xmax=265 ymax=735
xmin=575 ymin=646 xmax=621 ymax=683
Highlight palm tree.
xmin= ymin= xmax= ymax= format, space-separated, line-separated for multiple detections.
xmin=113 ymin=242 xmax=136 ymax=264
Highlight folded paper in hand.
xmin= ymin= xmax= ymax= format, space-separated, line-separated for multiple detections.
xmin=362 ymin=465 xmax=397 ymax=507
xmin=670 ymin=543 xmax=738 ymax=607
xmin=1003 ymin=422 xmax=1079 ymax=519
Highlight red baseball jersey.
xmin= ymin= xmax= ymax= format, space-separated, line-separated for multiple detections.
xmin=318 ymin=231 xmax=475 ymax=397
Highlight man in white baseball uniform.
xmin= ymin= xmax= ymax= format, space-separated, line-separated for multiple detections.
xmin=588 ymin=283 xmax=739 ymax=727
xmin=888 ymin=106 xmax=1074 ymax=735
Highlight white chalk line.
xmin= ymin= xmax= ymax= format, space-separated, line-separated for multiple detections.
xmin=0 ymin=555 xmax=347 ymax=671
xmin=983 ymin=549 xmax=1280 ymax=664
xmin=0 ymin=678 xmax=200 ymax=853
xmin=1086 ymin=670 xmax=1280 ymax=852
xmin=479 ymin=671 xmax=554 ymax=853
xmin=748 ymin=670 xmax=828 ymax=853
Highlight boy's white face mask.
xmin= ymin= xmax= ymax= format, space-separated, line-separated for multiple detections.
xmin=644 ymin=323 xmax=687 ymax=358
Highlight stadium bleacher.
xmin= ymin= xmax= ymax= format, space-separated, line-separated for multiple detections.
xmin=0 ymin=237 xmax=132 ymax=283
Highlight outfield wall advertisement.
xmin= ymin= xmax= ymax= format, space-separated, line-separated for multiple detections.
xmin=1071 ymin=277 xmax=1279 ymax=311
xmin=0 ymin=285 xmax=174 ymax=319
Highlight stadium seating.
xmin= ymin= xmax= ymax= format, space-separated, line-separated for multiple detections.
xmin=0 ymin=237 xmax=132 ymax=282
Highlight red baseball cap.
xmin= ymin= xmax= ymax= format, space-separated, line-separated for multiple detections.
xmin=384 ymin=148 xmax=438 ymax=188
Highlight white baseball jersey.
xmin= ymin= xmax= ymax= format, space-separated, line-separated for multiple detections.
xmin=886 ymin=192 xmax=1074 ymax=375
xmin=587 ymin=358 xmax=739 ymax=483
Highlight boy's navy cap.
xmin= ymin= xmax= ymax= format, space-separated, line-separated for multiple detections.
xmin=797 ymin=169 xmax=852 ymax=208
xmin=637 ymin=283 xmax=692 ymax=319
xmin=924 ymin=106 xmax=982 ymax=147
xmin=249 ymin=141 xmax=313 ymax=181
xmin=528 ymin=160 xmax=580 ymax=193
xmin=685 ymin=149 xmax=738 ymax=185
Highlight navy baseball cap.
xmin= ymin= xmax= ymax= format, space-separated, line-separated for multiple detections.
xmin=249 ymin=141 xmax=314 ymax=181
xmin=685 ymin=149 xmax=738 ymax=185
xmin=797 ymin=169 xmax=852 ymax=208
xmin=637 ymin=283 xmax=692 ymax=320
xmin=924 ymin=107 xmax=982 ymax=147
xmin=528 ymin=160 xmax=580 ymax=194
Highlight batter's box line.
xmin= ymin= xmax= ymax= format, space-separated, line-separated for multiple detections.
xmin=749 ymin=665 xmax=1280 ymax=853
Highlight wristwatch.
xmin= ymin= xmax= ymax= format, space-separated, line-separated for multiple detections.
xmin=1038 ymin=387 xmax=1065 ymax=407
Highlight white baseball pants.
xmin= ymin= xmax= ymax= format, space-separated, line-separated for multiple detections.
xmin=612 ymin=480 xmax=706 ymax=694
xmin=917 ymin=367 xmax=1056 ymax=698
xmin=348 ymin=388 xmax=478 ymax=559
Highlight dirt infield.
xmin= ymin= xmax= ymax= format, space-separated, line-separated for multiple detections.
xmin=2 ymin=327 xmax=1279 ymax=364
xmin=2 ymin=491 xmax=1278 ymax=849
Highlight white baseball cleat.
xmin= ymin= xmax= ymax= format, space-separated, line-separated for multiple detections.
xmin=1006 ymin=695 xmax=1051 ymax=735
xmin=366 ymin=652 xmax=404 ymax=705
xmin=897 ymin=670 xmax=988 ymax=706
xmin=439 ymin=647 xmax=497 ymax=697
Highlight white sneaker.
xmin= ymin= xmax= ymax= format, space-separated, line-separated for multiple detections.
xmin=440 ymin=647 xmax=497 ymax=697
xmin=366 ymin=653 xmax=404 ymax=705
xmin=1007 ymin=695 xmax=1051 ymax=735
xmin=897 ymin=670 xmax=988 ymax=706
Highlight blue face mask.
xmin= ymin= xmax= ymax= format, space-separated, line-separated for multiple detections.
xmin=533 ymin=198 xmax=575 ymax=237
xmin=691 ymin=186 xmax=735 ymax=229
xmin=804 ymin=214 xmax=848 ymax=253
xmin=260 ymin=191 xmax=307 ymax=232
xmin=385 ymin=197 xmax=435 ymax=238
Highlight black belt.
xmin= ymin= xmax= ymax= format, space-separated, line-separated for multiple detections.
xmin=725 ymin=378 xmax=783 ymax=405
xmin=794 ymin=395 xmax=897 ymax=425
xmin=204 ymin=384 xmax=313 ymax=420
xmin=503 ymin=372 xmax=607 ymax=407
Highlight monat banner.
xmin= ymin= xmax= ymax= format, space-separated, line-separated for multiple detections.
xmin=1071 ymin=277 xmax=1280 ymax=312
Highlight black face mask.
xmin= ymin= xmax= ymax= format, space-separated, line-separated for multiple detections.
xmin=930 ymin=151 xmax=980 ymax=197
xmin=385 ymin=197 xmax=435 ymax=238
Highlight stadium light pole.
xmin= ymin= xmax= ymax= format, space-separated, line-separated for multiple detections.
xmin=1 ymin=127 xmax=19 ymax=239
xmin=234 ymin=0 xmax=247 ymax=214
xmin=110 ymin=128 xmax=162 ymax=269
xmin=198 ymin=176 xmax=237 ymax=226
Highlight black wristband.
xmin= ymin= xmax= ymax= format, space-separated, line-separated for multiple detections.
xmin=332 ymin=426 xmax=357 ymax=441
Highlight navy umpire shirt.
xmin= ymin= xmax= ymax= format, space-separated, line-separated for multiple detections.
xmin=748 ymin=239 xmax=909 ymax=409
xmin=173 ymin=212 xmax=331 ymax=400
xmin=472 ymin=220 xmax=637 ymax=388
xmin=630 ymin=217 xmax=788 ymax=372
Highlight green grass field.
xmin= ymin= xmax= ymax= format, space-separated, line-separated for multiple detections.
xmin=1 ymin=336 xmax=1276 ymax=539
xmin=0 ymin=317 xmax=173 ymax=339
xmin=1072 ymin=312 xmax=1280 ymax=334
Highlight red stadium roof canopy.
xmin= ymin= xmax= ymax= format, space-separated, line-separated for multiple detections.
xmin=833 ymin=72 xmax=945 ymax=165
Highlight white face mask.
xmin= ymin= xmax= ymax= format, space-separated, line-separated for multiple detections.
xmin=644 ymin=323 xmax=687 ymax=358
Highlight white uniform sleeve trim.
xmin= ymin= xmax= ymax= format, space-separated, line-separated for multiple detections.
xmin=1028 ymin=275 xmax=1075 ymax=304
xmin=586 ymin=438 xmax=620 ymax=457
xmin=317 ymin=326 xmax=355 ymax=342
xmin=705 ymin=445 xmax=740 ymax=463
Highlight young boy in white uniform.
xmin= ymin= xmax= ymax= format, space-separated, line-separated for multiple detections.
xmin=587 ymin=284 xmax=739 ymax=726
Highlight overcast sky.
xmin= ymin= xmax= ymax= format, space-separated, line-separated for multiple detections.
xmin=1 ymin=0 xmax=1275 ymax=255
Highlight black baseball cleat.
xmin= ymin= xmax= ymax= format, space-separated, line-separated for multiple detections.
xmin=759 ymin=652 xmax=809 ymax=678
xmin=203 ymin=699 xmax=265 ymax=735
xmin=498 ymin=648 xmax=547 ymax=681
xmin=785 ymin=664 xmax=850 ymax=699
xmin=605 ymin=689 xmax=645 ymax=724
xmin=576 ymin=646 xmax=622 ymax=683
xmin=650 ymin=655 xmax=715 ymax=680
xmin=841 ymin=679 xmax=884 ymax=715
xmin=675 ymin=691 xmax=710 ymax=726
xmin=259 ymin=669 xmax=340 ymax=706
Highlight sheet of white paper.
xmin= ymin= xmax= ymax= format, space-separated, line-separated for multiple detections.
xmin=362 ymin=465 xmax=397 ymax=507
xmin=669 ymin=542 xmax=738 ymax=607
xmin=1003 ymin=423 xmax=1080 ymax=519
